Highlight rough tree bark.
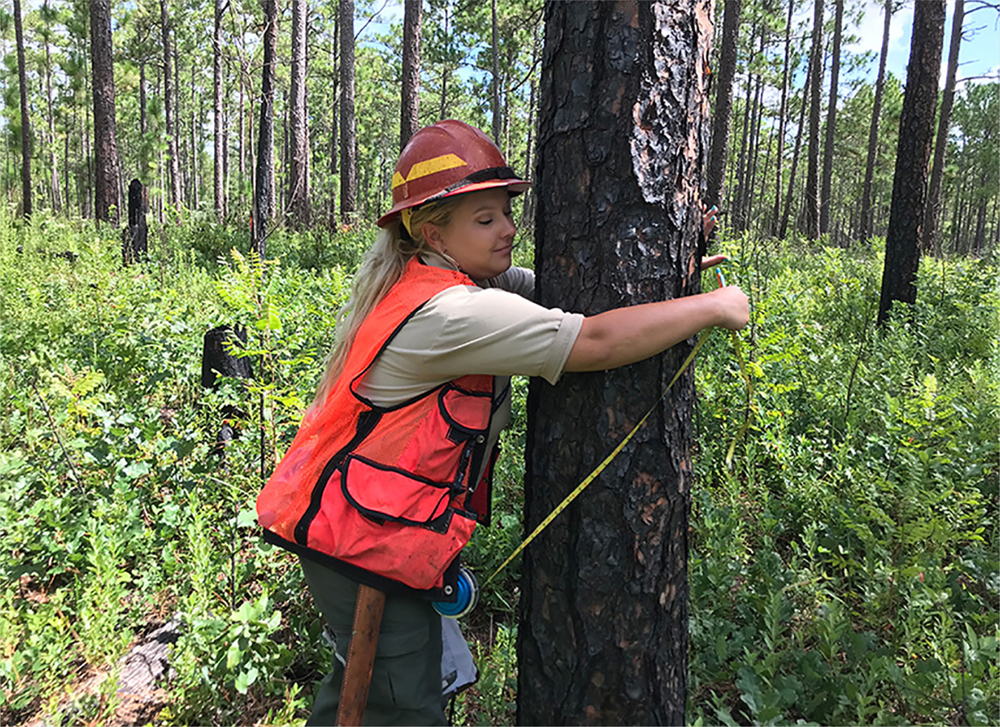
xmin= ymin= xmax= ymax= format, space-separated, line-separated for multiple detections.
xmin=491 ymin=0 xmax=501 ymax=143
xmin=339 ymin=0 xmax=357 ymax=222
xmin=90 ymin=0 xmax=121 ymax=224
xmin=706 ymin=0 xmax=742 ymax=211
xmin=820 ymin=0 xmax=843 ymax=236
xmin=877 ymin=0 xmax=946 ymax=325
xmin=160 ymin=0 xmax=182 ymax=211
xmin=254 ymin=0 xmax=278 ymax=257
xmin=771 ymin=0 xmax=795 ymax=236
xmin=859 ymin=0 xmax=893 ymax=241
xmin=518 ymin=2 xmax=712 ymax=724
xmin=400 ymin=0 xmax=422 ymax=149
xmin=13 ymin=0 xmax=32 ymax=219
xmin=923 ymin=0 xmax=964 ymax=255
xmin=214 ymin=0 xmax=226 ymax=222
xmin=289 ymin=0 xmax=310 ymax=228
xmin=803 ymin=0 xmax=824 ymax=240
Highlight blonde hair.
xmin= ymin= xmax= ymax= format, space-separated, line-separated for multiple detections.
xmin=310 ymin=199 xmax=464 ymax=410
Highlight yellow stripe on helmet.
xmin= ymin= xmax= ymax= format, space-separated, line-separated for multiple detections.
xmin=391 ymin=154 xmax=468 ymax=190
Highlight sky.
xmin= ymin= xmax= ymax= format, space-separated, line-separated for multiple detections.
xmin=817 ymin=0 xmax=997 ymax=86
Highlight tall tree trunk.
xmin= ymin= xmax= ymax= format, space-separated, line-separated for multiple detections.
xmin=214 ymin=0 xmax=225 ymax=222
xmin=439 ymin=2 xmax=450 ymax=119
xmin=877 ymin=0 xmax=945 ymax=325
xmin=328 ymin=10 xmax=340 ymax=224
xmin=859 ymin=0 xmax=892 ymax=241
xmin=803 ymin=0 xmax=824 ymax=240
xmin=13 ymin=0 xmax=32 ymax=219
xmin=491 ymin=0 xmax=501 ymax=143
xmin=770 ymin=0 xmax=794 ymax=235
xmin=400 ymin=0 xmax=422 ymax=149
xmin=519 ymin=1 xmax=711 ymax=723
xmin=161 ymin=0 xmax=181 ymax=210
xmin=923 ymin=0 xmax=964 ymax=256
xmin=820 ymin=0 xmax=843 ymax=235
xmin=191 ymin=62 xmax=199 ymax=210
xmin=254 ymin=0 xmax=278 ymax=257
xmin=520 ymin=18 xmax=541 ymax=231
xmin=90 ymin=0 xmax=121 ymax=224
xmin=289 ymin=0 xmax=310 ymax=228
xmin=731 ymin=35 xmax=756 ymax=232
xmin=140 ymin=60 xmax=147 ymax=135
xmin=706 ymin=0 xmax=741 ymax=211
xmin=43 ymin=5 xmax=62 ymax=213
xmin=339 ymin=0 xmax=357 ymax=222
xmin=779 ymin=60 xmax=811 ymax=240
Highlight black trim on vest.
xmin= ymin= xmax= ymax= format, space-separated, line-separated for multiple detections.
xmin=265 ymin=528 xmax=462 ymax=602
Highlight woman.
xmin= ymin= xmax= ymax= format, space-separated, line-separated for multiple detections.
xmin=256 ymin=120 xmax=748 ymax=725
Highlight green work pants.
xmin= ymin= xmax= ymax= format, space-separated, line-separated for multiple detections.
xmin=300 ymin=556 xmax=446 ymax=727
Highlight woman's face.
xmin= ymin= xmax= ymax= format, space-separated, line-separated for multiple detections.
xmin=423 ymin=188 xmax=517 ymax=280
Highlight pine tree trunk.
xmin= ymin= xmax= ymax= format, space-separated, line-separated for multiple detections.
xmin=706 ymin=0 xmax=741 ymax=210
xmin=90 ymin=0 xmax=121 ymax=224
xmin=820 ymin=0 xmax=843 ymax=235
xmin=161 ymin=0 xmax=182 ymax=210
xmin=400 ymin=0 xmax=422 ymax=149
xmin=770 ymin=0 xmax=794 ymax=235
xmin=339 ymin=0 xmax=357 ymax=222
xmin=254 ymin=0 xmax=278 ymax=257
xmin=859 ymin=0 xmax=892 ymax=242
xmin=519 ymin=2 xmax=711 ymax=722
xmin=923 ymin=0 xmax=964 ymax=256
xmin=491 ymin=0 xmax=501 ymax=143
xmin=43 ymin=6 xmax=62 ymax=213
xmin=877 ymin=0 xmax=945 ymax=325
xmin=803 ymin=0 xmax=824 ymax=240
xmin=13 ymin=0 xmax=32 ymax=219
xmin=289 ymin=0 xmax=310 ymax=228
xmin=213 ymin=0 xmax=225 ymax=222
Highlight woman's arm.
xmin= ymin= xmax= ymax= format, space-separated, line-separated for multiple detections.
xmin=564 ymin=286 xmax=748 ymax=372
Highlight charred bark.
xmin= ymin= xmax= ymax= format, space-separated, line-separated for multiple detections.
xmin=13 ymin=0 xmax=31 ymax=219
xmin=923 ymin=0 xmax=964 ymax=255
xmin=91 ymin=0 xmax=122 ymax=224
xmin=122 ymin=179 xmax=148 ymax=265
xmin=519 ymin=2 xmax=711 ymax=724
xmin=400 ymin=0 xmax=422 ymax=149
xmin=877 ymin=0 xmax=945 ymax=325
xmin=339 ymin=0 xmax=357 ymax=222
xmin=288 ymin=0 xmax=310 ymax=228
xmin=803 ymin=0 xmax=824 ymax=240
xmin=254 ymin=0 xmax=278 ymax=257
xmin=820 ymin=0 xmax=843 ymax=235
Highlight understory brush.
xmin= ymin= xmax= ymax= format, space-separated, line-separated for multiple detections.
xmin=1 ymin=211 xmax=995 ymax=726
xmin=690 ymin=235 xmax=998 ymax=725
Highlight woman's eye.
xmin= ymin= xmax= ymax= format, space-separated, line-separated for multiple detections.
xmin=478 ymin=218 xmax=493 ymax=225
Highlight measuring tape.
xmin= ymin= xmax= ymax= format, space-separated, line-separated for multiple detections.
xmin=485 ymin=267 xmax=752 ymax=586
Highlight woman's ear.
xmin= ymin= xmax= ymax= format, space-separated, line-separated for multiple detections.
xmin=422 ymin=222 xmax=445 ymax=253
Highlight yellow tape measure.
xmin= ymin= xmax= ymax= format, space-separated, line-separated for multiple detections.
xmin=485 ymin=267 xmax=753 ymax=585
xmin=485 ymin=328 xmax=712 ymax=585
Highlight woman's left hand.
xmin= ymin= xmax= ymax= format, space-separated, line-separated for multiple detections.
xmin=701 ymin=254 xmax=727 ymax=271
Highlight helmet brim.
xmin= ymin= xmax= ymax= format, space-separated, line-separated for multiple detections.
xmin=377 ymin=177 xmax=531 ymax=228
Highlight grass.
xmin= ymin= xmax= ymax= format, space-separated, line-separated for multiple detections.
xmin=1 ymin=208 xmax=996 ymax=725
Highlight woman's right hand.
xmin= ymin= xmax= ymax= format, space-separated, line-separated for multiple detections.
xmin=708 ymin=286 xmax=749 ymax=330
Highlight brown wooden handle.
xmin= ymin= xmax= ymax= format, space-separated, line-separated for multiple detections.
xmin=336 ymin=584 xmax=387 ymax=727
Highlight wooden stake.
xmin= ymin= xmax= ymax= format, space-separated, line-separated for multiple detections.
xmin=336 ymin=584 xmax=386 ymax=726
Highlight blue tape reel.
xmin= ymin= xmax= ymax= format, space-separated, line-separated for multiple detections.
xmin=433 ymin=566 xmax=479 ymax=619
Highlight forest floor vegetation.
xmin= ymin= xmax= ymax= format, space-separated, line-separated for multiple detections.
xmin=1 ymin=210 xmax=996 ymax=726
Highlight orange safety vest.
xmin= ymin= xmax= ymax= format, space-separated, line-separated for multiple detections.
xmin=256 ymin=257 xmax=497 ymax=595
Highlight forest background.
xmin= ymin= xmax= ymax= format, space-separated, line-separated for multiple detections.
xmin=1 ymin=0 xmax=998 ymax=725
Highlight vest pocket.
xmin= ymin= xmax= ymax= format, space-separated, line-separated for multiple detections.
xmin=340 ymin=454 xmax=453 ymax=529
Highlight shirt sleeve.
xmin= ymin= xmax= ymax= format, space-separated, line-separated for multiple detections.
xmin=480 ymin=266 xmax=535 ymax=299
xmin=358 ymin=285 xmax=583 ymax=405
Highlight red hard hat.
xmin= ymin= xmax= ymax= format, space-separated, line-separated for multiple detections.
xmin=376 ymin=119 xmax=530 ymax=228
